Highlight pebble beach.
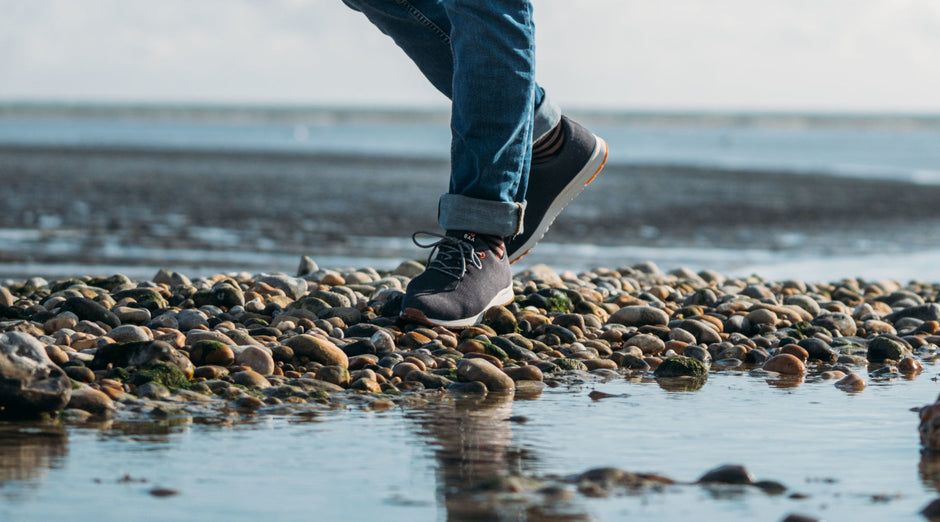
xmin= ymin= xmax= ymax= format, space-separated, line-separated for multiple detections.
xmin=5 ymin=256 xmax=940 ymax=520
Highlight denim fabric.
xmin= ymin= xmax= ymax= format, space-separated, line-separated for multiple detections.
xmin=343 ymin=0 xmax=562 ymax=237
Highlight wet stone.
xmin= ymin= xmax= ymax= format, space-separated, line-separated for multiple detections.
xmin=59 ymin=297 xmax=120 ymax=328
xmin=235 ymin=346 xmax=275 ymax=375
xmin=697 ymin=464 xmax=755 ymax=485
xmin=797 ymin=338 xmax=838 ymax=363
xmin=811 ymin=313 xmax=857 ymax=337
xmin=136 ymin=381 xmax=171 ymax=399
xmin=232 ymin=370 xmax=271 ymax=390
xmin=283 ymin=334 xmax=349 ymax=368
xmin=457 ymin=358 xmax=514 ymax=391
xmin=763 ymin=354 xmax=806 ymax=375
xmin=0 ymin=332 xmax=72 ymax=419
xmin=653 ymin=357 xmax=707 ymax=378
xmin=607 ymin=306 xmax=669 ymax=328
xmin=64 ymin=365 xmax=96 ymax=383
xmin=867 ymin=335 xmax=912 ymax=363
xmin=67 ymin=387 xmax=115 ymax=415
xmin=683 ymin=345 xmax=712 ymax=365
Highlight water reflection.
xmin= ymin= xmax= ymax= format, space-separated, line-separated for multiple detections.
xmin=407 ymin=391 xmax=590 ymax=521
xmin=919 ymin=450 xmax=940 ymax=494
xmin=0 ymin=422 xmax=68 ymax=495
xmin=655 ymin=376 xmax=707 ymax=392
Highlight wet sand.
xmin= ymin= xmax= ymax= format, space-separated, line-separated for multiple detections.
xmin=1 ymin=145 xmax=939 ymax=272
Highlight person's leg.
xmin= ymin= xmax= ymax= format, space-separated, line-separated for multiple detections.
xmin=345 ymin=0 xmax=539 ymax=229
xmin=341 ymin=0 xmax=561 ymax=153
xmin=342 ymin=0 xmax=608 ymax=325
xmin=436 ymin=0 xmax=536 ymax=238
xmin=394 ymin=0 xmax=536 ymax=327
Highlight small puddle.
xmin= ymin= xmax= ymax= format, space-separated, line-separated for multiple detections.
xmin=3 ymin=369 xmax=939 ymax=521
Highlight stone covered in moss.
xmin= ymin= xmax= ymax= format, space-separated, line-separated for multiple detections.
xmin=654 ymin=356 xmax=708 ymax=378
xmin=130 ymin=363 xmax=191 ymax=390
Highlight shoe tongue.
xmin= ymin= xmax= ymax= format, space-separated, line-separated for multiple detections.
xmin=446 ymin=230 xmax=480 ymax=247
xmin=445 ymin=230 xmax=505 ymax=259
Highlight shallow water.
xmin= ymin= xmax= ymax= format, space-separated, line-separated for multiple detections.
xmin=3 ymin=368 xmax=940 ymax=521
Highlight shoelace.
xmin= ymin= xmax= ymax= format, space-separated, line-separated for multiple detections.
xmin=412 ymin=231 xmax=483 ymax=280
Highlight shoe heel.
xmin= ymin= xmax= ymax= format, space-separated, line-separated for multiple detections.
xmin=584 ymin=136 xmax=609 ymax=186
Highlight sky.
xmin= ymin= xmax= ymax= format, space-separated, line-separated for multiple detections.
xmin=2 ymin=0 xmax=939 ymax=112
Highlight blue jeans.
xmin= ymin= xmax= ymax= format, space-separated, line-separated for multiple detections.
xmin=342 ymin=0 xmax=562 ymax=237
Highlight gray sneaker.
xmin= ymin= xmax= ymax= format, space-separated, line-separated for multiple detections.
xmin=507 ymin=116 xmax=608 ymax=263
xmin=400 ymin=231 xmax=514 ymax=328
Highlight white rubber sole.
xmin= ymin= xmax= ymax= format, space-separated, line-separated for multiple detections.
xmin=509 ymin=135 xmax=609 ymax=264
xmin=400 ymin=285 xmax=515 ymax=329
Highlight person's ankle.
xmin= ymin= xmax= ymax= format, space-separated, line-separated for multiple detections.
xmin=532 ymin=120 xmax=566 ymax=163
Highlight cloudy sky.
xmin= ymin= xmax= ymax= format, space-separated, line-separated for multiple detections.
xmin=2 ymin=0 xmax=939 ymax=111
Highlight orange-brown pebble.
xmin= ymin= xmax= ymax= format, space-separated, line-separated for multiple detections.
xmin=320 ymin=273 xmax=345 ymax=286
xmin=205 ymin=345 xmax=236 ymax=366
xmin=664 ymin=340 xmax=687 ymax=356
xmin=899 ymin=357 xmax=923 ymax=374
xmin=463 ymin=352 xmax=503 ymax=368
xmin=351 ymin=378 xmax=383 ymax=393
xmin=820 ymin=370 xmax=847 ymax=380
xmin=71 ymin=337 xmax=99 ymax=351
xmin=693 ymin=314 xmax=724 ymax=332
xmin=583 ymin=359 xmax=618 ymax=371
xmin=400 ymin=332 xmax=432 ymax=349
xmin=392 ymin=362 xmax=421 ymax=380
xmin=457 ymin=340 xmax=486 ymax=354
xmin=921 ymin=321 xmax=940 ymax=335
xmin=154 ymin=328 xmax=186 ymax=349
xmin=762 ymin=353 xmax=806 ymax=375
xmin=835 ymin=373 xmax=866 ymax=390
xmin=503 ymin=365 xmax=545 ymax=381
xmin=779 ymin=344 xmax=809 ymax=362
xmin=351 ymin=369 xmax=377 ymax=382
xmin=403 ymin=356 xmax=428 ymax=372
xmin=599 ymin=329 xmax=624 ymax=344
xmin=43 ymin=344 xmax=69 ymax=365
xmin=644 ymin=357 xmax=662 ymax=371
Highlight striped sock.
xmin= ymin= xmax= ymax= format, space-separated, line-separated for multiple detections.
xmin=480 ymin=234 xmax=506 ymax=259
xmin=532 ymin=121 xmax=565 ymax=164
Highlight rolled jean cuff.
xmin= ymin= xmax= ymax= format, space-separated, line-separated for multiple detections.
xmin=532 ymin=92 xmax=562 ymax=143
xmin=439 ymin=194 xmax=525 ymax=237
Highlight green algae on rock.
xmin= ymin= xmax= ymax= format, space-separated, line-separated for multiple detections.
xmin=653 ymin=357 xmax=708 ymax=378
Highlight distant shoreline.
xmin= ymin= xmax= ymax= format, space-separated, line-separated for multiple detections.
xmin=2 ymin=101 xmax=940 ymax=129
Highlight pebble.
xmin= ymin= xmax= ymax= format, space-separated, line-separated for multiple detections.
xmin=456 ymin=358 xmax=515 ymax=391
xmin=232 ymin=370 xmax=271 ymax=390
xmin=762 ymin=354 xmax=806 ymax=375
xmin=868 ymin=335 xmax=911 ymax=363
xmin=66 ymin=387 xmax=115 ymax=415
xmin=0 ymin=332 xmax=72 ymax=419
xmin=623 ymin=333 xmax=665 ymax=355
xmin=653 ymin=357 xmax=707 ymax=378
xmin=105 ymin=324 xmax=151 ymax=343
xmin=835 ymin=373 xmax=866 ymax=391
xmin=235 ymin=346 xmax=275 ymax=375
xmin=697 ymin=464 xmax=755 ymax=485
xmin=778 ymin=344 xmax=809 ymax=362
xmin=284 ymin=334 xmax=349 ymax=368
xmin=1 ymin=261 xmax=938 ymax=429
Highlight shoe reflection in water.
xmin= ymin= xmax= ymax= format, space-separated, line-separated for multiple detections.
xmin=407 ymin=391 xmax=590 ymax=521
